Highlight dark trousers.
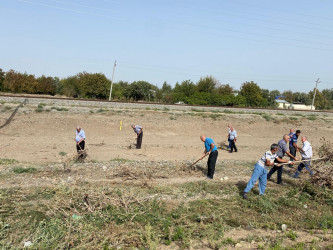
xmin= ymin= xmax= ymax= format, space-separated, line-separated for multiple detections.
xmin=76 ymin=140 xmax=85 ymax=152
xmin=230 ymin=140 xmax=237 ymax=152
xmin=136 ymin=132 xmax=143 ymax=149
xmin=267 ymin=159 xmax=283 ymax=184
xmin=207 ymin=150 xmax=218 ymax=179
xmin=290 ymin=147 xmax=296 ymax=167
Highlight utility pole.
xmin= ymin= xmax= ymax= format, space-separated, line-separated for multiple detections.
xmin=108 ymin=60 xmax=117 ymax=101
xmin=311 ymin=78 xmax=320 ymax=110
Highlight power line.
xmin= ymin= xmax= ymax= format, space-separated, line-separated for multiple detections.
xmin=16 ymin=0 xmax=333 ymax=51
xmin=17 ymin=0 xmax=123 ymax=21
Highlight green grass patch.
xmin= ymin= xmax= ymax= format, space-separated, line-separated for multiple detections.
xmin=59 ymin=151 xmax=67 ymax=156
xmin=285 ymin=230 xmax=298 ymax=241
xmin=35 ymin=108 xmax=44 ymax=112
xmin=97 ymin=108 xmax=107 ymax=113
xmin=289 ymin=116 xmax=298 ymax=121
xmin=51 ymin=107 xmax=69 ymax=111
xmin=38 ymin=103 xmax=47 ymax=109
xmin=12 ymin=167 xmax=38 ymax=174
xmin=0 ymin=158 xmax=19 ymax=165
xmin=307 ymin=115 xmax=317 ymax=121
xmin=210 ymin=114 xmax=221 ymax=120
xmin=262 ymin=114 xmax=273 ymax=121
xmin=191 ymin=108 xmax=204 ymax=112
xmin=276 ymin=113 xmax=285 ymax=116
xmin=109 ymin=158 xmax=133 ymax=163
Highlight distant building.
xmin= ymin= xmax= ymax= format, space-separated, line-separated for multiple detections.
xmin=275 ymin=100 xmax=314 ymax=110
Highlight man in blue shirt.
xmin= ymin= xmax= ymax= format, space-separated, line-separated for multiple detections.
xmin=200 ymin=135 xmax=218 ymax=179
xmin=75 ymin=126 xmax=86 ymax=153
xmin=289 ymin=129 xmax=301 ymax=167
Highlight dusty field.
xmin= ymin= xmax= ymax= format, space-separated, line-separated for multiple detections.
xmin=0 ymin=98 xmax=333 ymax=249
xmin=0 ymin=99 xmax=332 ymax=164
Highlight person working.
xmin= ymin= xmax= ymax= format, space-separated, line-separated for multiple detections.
xmin=289 ymin=129 xmax=301 ymax=167
xmin=75 ymin=126 xmax=86 ymax=153
xmin=200 ymin=135 xmax=218 ymax=179
xmin=293 ymin=136 xmax=314 ymax=178
xmin=267 ymin=134 xmax=297 ymax=185
xmin=243 ymin=143 xmax=293 ymax=199
xmin=131 ymin=124 xmax=143 ymax=149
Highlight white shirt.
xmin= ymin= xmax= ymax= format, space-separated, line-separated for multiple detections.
xmin=75 ymin=129 xmax=86 ymax=142
xmin=229 ymin=130 xmax=237 ymax=140
xmin=301 ymin=141 xmax=312 ymax=159
xmin=257 ymin=150 xmax=277 ymax=169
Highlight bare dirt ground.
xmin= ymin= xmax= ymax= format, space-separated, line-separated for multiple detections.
xmin=0 ymin=100 xmax=332 ymax=164
xmin=0 ymin=99 xmax=333 ymax=248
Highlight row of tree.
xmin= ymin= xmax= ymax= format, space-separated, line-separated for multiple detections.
xmin=0 ymin=68 xmax=332 ymax=109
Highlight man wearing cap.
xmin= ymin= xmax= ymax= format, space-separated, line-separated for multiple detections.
xmin=200 ymin=135 xmax=218 ymax=179
xmin=267 ymin=134 xmax=297 ymax=185
xmin=75 ymin=126 xmax=86 ymax=152
xmin=243 ymin=143 xmax=293 ymax=199
xmin=293 ymin=136 xmax=314 ymax=178
xmin=131 ymin=124 xmax=143 ymax=149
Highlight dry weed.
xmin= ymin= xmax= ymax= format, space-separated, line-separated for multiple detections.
xmin=311 ymin=138 xmax=333 ymax=188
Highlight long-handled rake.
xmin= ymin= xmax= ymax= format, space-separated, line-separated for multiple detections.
xmin=188 ymin=153 xmax=209 ymax=168
xmin=274 ymin=157 xmax=328 ymax=166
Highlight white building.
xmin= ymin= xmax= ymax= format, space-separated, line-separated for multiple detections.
xmin=275 ymin=100 xmax=315 ymax=110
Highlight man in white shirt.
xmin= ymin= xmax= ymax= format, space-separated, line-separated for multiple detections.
xmin=131 ymin=124 xmax=143 ymax=149
xmin=75 ymin=126 xmax=86 ymax=152
xmin=293 ymin=136 xmax=314 ymax=178
xmin=229 ymin=127 xmax=238 ymax=153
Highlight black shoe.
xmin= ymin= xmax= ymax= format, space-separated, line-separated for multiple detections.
xmin=267 ymin=178 xmax=274 ymax=183
xmin=277 ymin=182 xmax=287 ymax=186
xmin=243 ymin=192 xmax=248 ymax=199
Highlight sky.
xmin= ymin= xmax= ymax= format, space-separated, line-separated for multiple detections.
xmin=1 ymin=0 xmax=333 ymax=92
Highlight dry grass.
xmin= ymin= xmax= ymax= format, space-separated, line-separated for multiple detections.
xmin=311 ymin=138 xmax=333 ymax=188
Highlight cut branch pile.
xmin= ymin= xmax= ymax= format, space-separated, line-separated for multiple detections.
xmin=311 ymin=138 xmax=333 ymax=189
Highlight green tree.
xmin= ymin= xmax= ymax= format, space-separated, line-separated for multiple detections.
xmin=322 ymin=88 xmax=333 ymax=109
xmin=160 ymin=81 xmax=173 ymax=103
xmin=128 ymin=81 xmax=154 ymax=101
xmin=239 ymin=81 xmax=267 ymax=107
xmin=0 ymin=68 xmax=5 ymax=91
xmin=61 ymin=76 xmax=79 ymax=97
xmin=186 ymin=92 xmax=212 ymax=105
xmin=293 ymin=92 xmax=311 ymax=105
xmin=111 ymin=81 xmax=129 ymax=100
xmin=196 ymin=76 xmax=218 ymax=93
xmin=3 ymin=70 xmax=38 ymax=94
xmin=262 ymin=89 xmax=280 ymax=107
xmin=36 ymin=75 xmax=56 ymax=95
xmin=77 ymin=72 xmax=110 ymax=99
xmin=215 ymin=84 xmax=234 ymax=95
xmin=282 ymin=90 xmax=294 ymax=103
xmin=308 ymin=89 xmax=330 ymax=110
